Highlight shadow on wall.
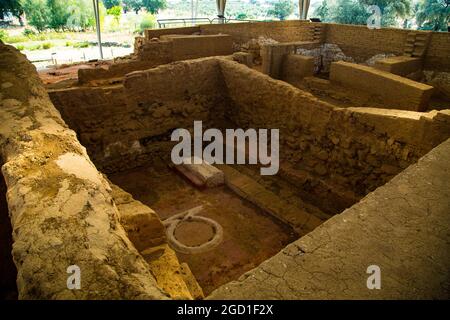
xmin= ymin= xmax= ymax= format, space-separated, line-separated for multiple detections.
xmin=0 ymin=160 xmax=18 ymax=300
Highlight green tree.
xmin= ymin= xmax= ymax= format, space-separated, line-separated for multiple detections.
xmin=236 ymin=12 xmax=248 ymax=20
xmin=267 ymin=0 xmax=295 ymax=20
xmin=336 ymin=0 xmax=369 ymax=25
xmin=142 ymin=0 xmax=167 ymax=14
xmin=416 ymin=0 xmax=449 ymax=31
xmin=1 ymin=0 xmax=24 ymax=25
xmin=47 ymin=0 xmax=70 ymax=30
xmin=102 ymin=0 xmax=121 ymax=9
xmin=123 ymin=0 xmax=143 ymax=14
xmin=107 ymin=5 xmax=122 ymax=24
xmin=361 ymin=0 xmax=412 ymax=26
xmin=360 ymin=0 xmax=411 ymax=18
xmin=66 ymin=0 xmax=96 ymax=31
xmin=314 ymin=0 xmax=329 ymax=21
xmin=314 ymin=0 xmax=368 ymax=24
xmin=314 ymin=0 xmax=413 ymax=27
xmin=21 ymin=0 xmax=50 ymax=31
xmin=139 ymin=12 xmax=156 ymax=31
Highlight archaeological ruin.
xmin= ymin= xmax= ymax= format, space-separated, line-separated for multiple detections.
xmin=1 ymin=20 xmax=449 ymax=300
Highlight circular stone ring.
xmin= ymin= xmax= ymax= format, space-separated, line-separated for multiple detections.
xmin=162 ymin=205 xmax=224 ymax=254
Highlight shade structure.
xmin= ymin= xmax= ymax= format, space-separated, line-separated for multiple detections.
xmin=299 ymin=0 xmax=310 ymax=20
xmin=216 ymin=0 xmax=227 ymax=23
xmin=92 ymin=0 xmax=103 ymax=59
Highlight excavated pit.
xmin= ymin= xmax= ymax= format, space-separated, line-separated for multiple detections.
xmin=47 ymin=57 xmax=450 ymax=297
xmin=46 ymin=59 xmax=348 ymax=294
xmin=1 ymin=20 xmax=449 ymax=300
xmin=109 ymin=157 xmax=298 ymax=294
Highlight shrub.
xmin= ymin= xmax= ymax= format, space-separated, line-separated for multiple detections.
xmin=107 ymin=5 xmax=122 ymax=21
xmin=22 ymin=0 xmax=50 ymax=32
xmin=139 ymin=13 xmax=156 ymax=32
xmin=16 ymin=44 xmax=25 ymax=51
xmin=28 ymin=43 xmax=42 ymax=50
xmin=4 ymin=35 xmax=28 ymax=43
xmin=0 ymin=29 xmax=8 ymax=41
xmin=73 ymin=41 xmax=89 ymax=48
xmin=42 ymin=42 xmax=53 ymax=49
xmin=23 ymin=28 xmax=37 ymax=37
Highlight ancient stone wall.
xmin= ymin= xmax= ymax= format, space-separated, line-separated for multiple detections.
xmin=81 ymin=22 xmax=449 ymax=87
xmin=330 ymin=61 xmax=434 ymax=111
xmin=145 ymin=26 xmax=201 ymax=40
xmin=325 ymin=24 xmax=408 ymax=61
xmin=0 ymin=43 xmax=170 ymax=299
xmin=146 ymin=22 xmax=450 ymax=72
xmin=281 ymin=55 xmax=315 ymax=84
xmin=218 ymin=59 xmax=450 ymax=210
xmin=78 ymin=59 xmax=170 ymax=85
xmin=199 ymin=21 xmax=321 ymax=44
xmin=168 ymin=34 xmax=233 ymax=60
xmin=425 ymin=32 xmax=450 ymax=71
xmin=208 ymin=137 xmax=450 ymax=299
xmin=50 ymin=57 xmax=450 ymax=214
xmin=324 ymin=24 xmax=450 ymax=71
xmin=79 ymin=34 xmax=232 ymax=85
xmin=373 ymin=56 xmax=422 ymax=76
xmin=261 ymin=41 xmax=320 ymax=78
xmin=50 ymin=58 xmax=229 ymax=173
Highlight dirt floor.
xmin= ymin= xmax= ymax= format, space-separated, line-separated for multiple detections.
xmin=109 ymin=158 xmax=298 ymax=295
xmin=39 ymin=60 xmax=113 ymax=86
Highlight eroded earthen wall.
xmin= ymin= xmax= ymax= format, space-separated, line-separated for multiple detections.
xmin=208 ymin=137 xmax=450 ymax=299
xmin=49 ymin=57 xmax=450 ymax=214
xmin=50 ymin=58 xmax=230 ymax=173
xmin=324 ymin=24 xmax=450 ymax=71
xmin=150 ymin=22 xmax=450 ymax=72
xmin=218 ymin=59 xmax=450 ymax=211
xmin=199 ymin=20 xmax=322 ymax=44
xmin=0 ymin=160 xmax=17 ymax=300
xmin=0 ymin=43 xmax=169 ymax=299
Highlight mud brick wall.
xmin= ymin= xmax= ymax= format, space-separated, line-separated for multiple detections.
xmin=78 ymin=41 xmax=173 ymax=84
xmin=82 ymin=35 xmax=232 ymax=85
xmin=78 ymin=58 xmax=170 ymax=85
xmin=330 ymin=61 xmax=434 ymax=111
xmin=325 ymin=24 xmax=409 ymax=61
xmin=49 ymin=58 xmax=229 ymax=173
xmin=50 ymin=56 xmax=450 ymax=211
xmin=325 ymin=23 xmax=450 ymax=71
xmin=374 ymin=56 xmax=422 ymax=76
xmin=281 ymin=54 xmax=315 ymax=83
xmin=140 ymin=22 xmax=450 ymax=72
xmin=218 ymin=59 xmax=450 ymax=204
xmin=199 ymin=20 xmax=322 ymax=44
xmin=145 ymin=26 xmax=200 ymax=40
xmin=168 ymin=34 xmax=233 ymax=60
xmin=426 ymin=32 xmax=450 ymax=71
xmin=202 ymin=21 xmax=450 ymax=71
xmin=135 ymin=39 xmax=173 ymax=62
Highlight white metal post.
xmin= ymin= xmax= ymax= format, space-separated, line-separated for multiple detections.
xmin=93 ymin=0 xmax=103 ymax=59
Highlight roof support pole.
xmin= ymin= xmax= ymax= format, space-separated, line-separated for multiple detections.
xmin=216 ymin=0 xmax=226 ymax=24
xmin=299 ymin=0 xmax=310 ymax=20
xmin=92 ymin=0 xmax=103 ymax=59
